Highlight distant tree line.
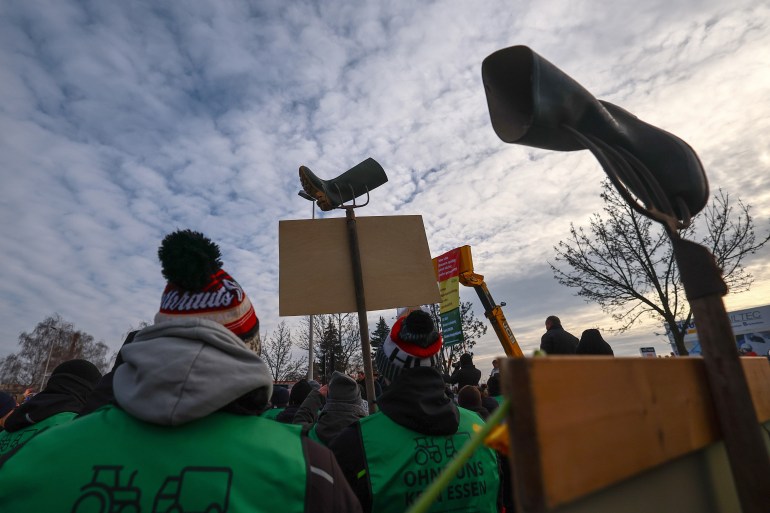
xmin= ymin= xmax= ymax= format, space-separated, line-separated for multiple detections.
xmin=2 ymin=301 xmax=492 ymax=390
xmin=0 ymin=314 xmax=110 ymax=389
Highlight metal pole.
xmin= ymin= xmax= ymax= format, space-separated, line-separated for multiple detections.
xmin=345 ymin=207 xmax=377 ymax=414
xmin=670 ymin=234 xmax=770 ymax=512
xmin=307 ymin=201 xmax=315 ymax=381
xmin=40 ymin=328 xmax=56 ymax=390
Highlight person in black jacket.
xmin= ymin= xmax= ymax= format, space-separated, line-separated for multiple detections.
xmin=0 ymin=359 xmax=102 ymax=455
xmin=540 ymin=315 xmax=579 ymax=354
xmin=276 ymin=379 xmax=313 ymax=423
xmin=576 ymin=328 xmax=614 ymax=355
xmin=446 ymin=353 xmax=481 ymax=388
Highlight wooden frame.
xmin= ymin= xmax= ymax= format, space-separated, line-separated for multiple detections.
xmin=500 ymin=357 xmax=770 ymax=512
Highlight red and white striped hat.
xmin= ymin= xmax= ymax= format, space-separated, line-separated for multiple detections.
xmin=154 ymin=230 xmax=259 ymax=342
xmin=374 ymin=309 xmax=442 ymax=383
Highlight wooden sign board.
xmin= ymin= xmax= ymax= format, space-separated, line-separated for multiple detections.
xmin=500 ymin=357 xmax=770 ymax=512
xmin=279 ymin=215 xmax=440 ymax=316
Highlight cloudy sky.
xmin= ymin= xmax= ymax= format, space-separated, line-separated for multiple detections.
xmin=2 ymin=0 xmax=769 ymax=375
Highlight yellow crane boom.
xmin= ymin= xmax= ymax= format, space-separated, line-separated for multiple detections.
xmin=435 ymin=245 xmax=524 ymax=357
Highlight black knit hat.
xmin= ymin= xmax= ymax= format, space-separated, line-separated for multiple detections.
xmin=50 ymin=359 xmax=103 ymax=386
xmin=289 ymin=379 xmax=313 ymax=406
xmin=270 ymin=387 xmax=290 ymax=408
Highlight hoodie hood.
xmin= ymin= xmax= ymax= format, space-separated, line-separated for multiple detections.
xmin=114 ymin=318 xmax=272 ymax=426
xmin=377 ymin=366 xmax=459 ymax=436
xmin=4 ymin=363 xmax=101 ymax=432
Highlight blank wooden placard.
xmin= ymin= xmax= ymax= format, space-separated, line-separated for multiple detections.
xmin=500 ymin=357 xmax=770 ymax=512
xmin=279 ymin=215 xmax=440 ymax=316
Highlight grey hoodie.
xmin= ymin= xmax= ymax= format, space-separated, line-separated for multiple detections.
xmin=294 ymin=372 xmax=367 ymax=445
xmin=114 ymin=318 xmax=272 ymax=426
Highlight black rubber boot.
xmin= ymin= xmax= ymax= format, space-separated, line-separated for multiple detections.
xmin=299 ymin=157 xmax=388 ymax=211
xmin=481 ymin=45 xmax=708 ymax=221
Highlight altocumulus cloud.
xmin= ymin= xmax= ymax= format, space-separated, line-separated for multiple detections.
xmin=0 ymin=0 xmax=769 ymax=373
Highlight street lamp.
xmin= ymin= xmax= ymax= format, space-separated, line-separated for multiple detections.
xmin=298 ymin=190 xmax=316 ymax=381
xmin=40 ymin=326 xmax=58 ymax=390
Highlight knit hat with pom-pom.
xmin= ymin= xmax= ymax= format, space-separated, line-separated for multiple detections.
xmin=154 ymin=230 xmax=259 ymax=342
xmin=374 ymin=309 xmax=442 ymax=383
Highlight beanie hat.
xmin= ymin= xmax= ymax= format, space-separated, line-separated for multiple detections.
xmin=0 ymin=391 xmax=16 ymax=418
xmin=289 ymin=379 xmax=313 ymax=406
xmin=155 ymin=230 xmax=259 ymax=342
xmin=50 ymin=359 xmax=103 ymax=386
xmin=271 ymin=386 xmax=290 ymax=408
xmin=308 ymin=380 xmax=322 ymax=390
xmin=375 ymin=310 xmax=442 ymax=383
xmin=326 ymin=372 xmax=361 ymax=405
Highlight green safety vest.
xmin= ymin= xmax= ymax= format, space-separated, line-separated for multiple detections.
xmin=0 ymin=411 xmax=76 ymax=455
xmin=0 ymin=405 xmax=308 ymax=513
xmin=305 ymin=424 xmax=323 ymax=444
xmin=261 ymin=407 xmax=285 ymax=420
xmin=360 ymin=408 xmax=499 ymax=513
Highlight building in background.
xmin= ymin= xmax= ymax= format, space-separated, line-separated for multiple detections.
xmin=667 ymin=304 xmax=770 ymax=356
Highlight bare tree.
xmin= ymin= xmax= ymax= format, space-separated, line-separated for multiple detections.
xmin=551 ymin=180 xmax=770 ymax=355
xmin=0 ymin=314 xmax=110 ymax=389
xmin=295 ymin=312 xmax=364 ymax=378
xmin=259 ymin=321 xmax=305 ymax=382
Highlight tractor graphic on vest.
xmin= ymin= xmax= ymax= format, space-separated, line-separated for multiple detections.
xmin=444 ymin=432 xmax=471 ymax=459
xmin=71 ymin=465 xmax=141 ymax=513
xmin=413 ymin=432 xmax=473 ymax=465
xmin=152 ymin=466 xmax=232 ymax=513
xmin=413 ymin=437 xmax=443 ymax=465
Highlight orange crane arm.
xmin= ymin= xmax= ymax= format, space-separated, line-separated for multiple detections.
xmin=459 ymin=269 xmax=524 ymax=358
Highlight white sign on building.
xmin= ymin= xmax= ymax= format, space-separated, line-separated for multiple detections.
xmin=666 ymin=304 xmax=770 ymax=356
xmin=640 ymin=347 xmax=657 ymax=358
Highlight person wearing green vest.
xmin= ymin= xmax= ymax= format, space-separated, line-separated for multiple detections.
xmin=0 ymin=358 xmax=102 ymax=456
xmin=329 ymin=309 xmax=500 ymax=513
xmin=0 ymin=230 xmax=361 ymax=513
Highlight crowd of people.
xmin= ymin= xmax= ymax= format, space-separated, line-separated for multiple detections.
xmin=540 ymin=315 xmax=615 ymax=356
xmin=0 ymin=230 xmax=506 ymax=512
xmin=0 ymin=229 xmax=634 ymax=512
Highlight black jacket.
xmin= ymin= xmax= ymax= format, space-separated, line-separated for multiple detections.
xmin=276 ymin=404 xmax=301 ymax=423
xmin=5 ymin=373 xmax=94 ymax=432
xmin=540 ymin=325 xmax=579 ymax=354
xmin=446 ymin=363 xmax=481 ymax=389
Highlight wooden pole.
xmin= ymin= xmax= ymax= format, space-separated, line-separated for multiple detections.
xmin=670 ymin=234 xmax=770 ymax=512
xmin=345 ymin=207 xmax=377 ymax=414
